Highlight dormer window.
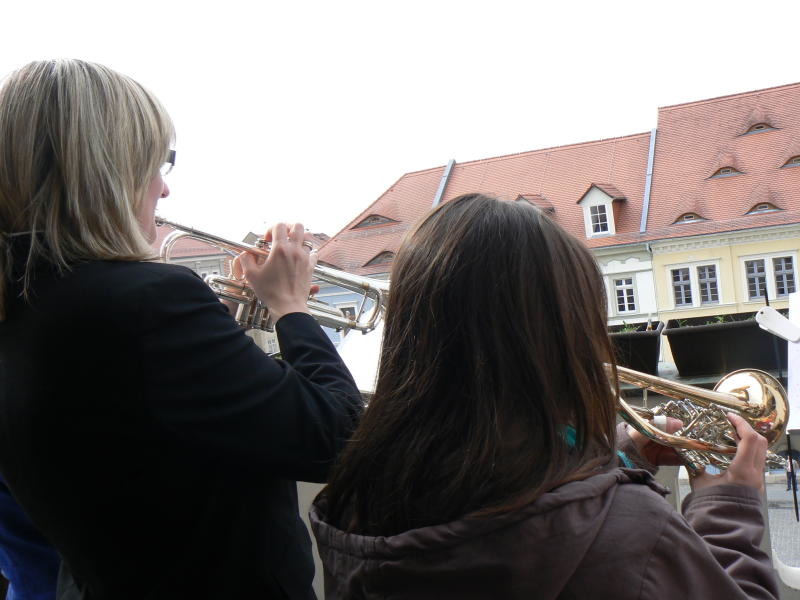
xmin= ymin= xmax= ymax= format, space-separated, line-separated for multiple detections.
xmin=674 ymin=212 xmax=703 ymax=224
xmin=710 ymin=167 xmax=741 ymax=178
xmin=782 ymin=156 xmax=800 ymax=168
xmin=747 ymin=202 xmax=780 ymax=214
xmin=744 ymin=123 xmax=774 ymax=134
xmin=364 ymin=251 xmax=394 ymax=267
xmin=577 ymin=184 xmax=624 ymax=239
xmin=353 ymin=214 xmax=397 ymax=229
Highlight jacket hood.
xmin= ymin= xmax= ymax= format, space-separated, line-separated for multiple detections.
xmin=310 ymin=468 xmax=667 ymax=600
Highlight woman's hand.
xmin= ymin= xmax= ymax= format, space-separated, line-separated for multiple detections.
xmin=237 ymin=222 xmax=318 ymax=322
xmin=689 ymin=413 xmax=767 ymax=494
xmin=626 ymin=417 xmax=685 ymax=466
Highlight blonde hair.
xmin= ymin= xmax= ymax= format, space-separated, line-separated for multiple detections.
xmin=0 ymin=59 xmax=174 ymax=318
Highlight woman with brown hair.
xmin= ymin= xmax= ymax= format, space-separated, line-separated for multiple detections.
xmin=311 ymin=193 xmax=777 ymax=599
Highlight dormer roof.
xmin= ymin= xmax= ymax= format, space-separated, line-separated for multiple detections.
xmin=352 ymin=214 xmax=399 ymax=229
xmin=743 ymin=184 xmax=784 ymax=214
xmin=673 ymin=194 xmax=707 ymax=222
xmin=577 ymin=183 xmax=626 ymax=204
xmin=710 ymin=149 xmax=742 ymax=175
xmin=781 ymin=138 xmax=800 ymax=165
xmin=743 ymin=106 xmax=776 ymax=132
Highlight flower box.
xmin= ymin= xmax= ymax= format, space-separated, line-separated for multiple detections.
xmin=663 ymin=313 xmax=787 ymax=377
xmin=608 ymin=320 xmax=664 ymax=375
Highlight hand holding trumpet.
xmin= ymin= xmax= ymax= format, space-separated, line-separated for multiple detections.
xmin=689 ymin=413 xmax=768 ymax=494
xmin=626 ymin=413 xmax=768 ymax=493
xmin=237 ymin=222 xmax=319 ymax=323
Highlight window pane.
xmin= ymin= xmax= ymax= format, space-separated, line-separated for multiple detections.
xmin=671 ymin=268 xmax=692 ymax=306
xmin=614 ymin=278 xmax=636 ymax=312
xmin=745 ymin=259 xmax=767 ymax=300
xmin=697 ymin=265 xmax=719 ymax=304
xmin=590 ymin=205 xmax=609 ymax=233
xmin=773 ymin=256 xmax=796 ymax=297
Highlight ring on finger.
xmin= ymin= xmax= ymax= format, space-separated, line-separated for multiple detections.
xmin=302 ymin=241 xmax=314 ymax=251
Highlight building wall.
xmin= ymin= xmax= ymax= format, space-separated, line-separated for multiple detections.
xmin=170 ymin=255 xmax=228 ymax=279
xmin=314 ymin=273 xmax=389 ymax=346
xmin=652 ymin=225 xmax=800 ymax=321
xmin=595 ymin=247 xmax=658 ymax=327
xmin=315 ymin=282 xmax=382 ymax=345
xmin=652 ymin=225 xmax=800 ymax=363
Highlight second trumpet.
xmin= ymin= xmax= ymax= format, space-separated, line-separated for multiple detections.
xmin=156 ymin=218 xmax=389 ymax=334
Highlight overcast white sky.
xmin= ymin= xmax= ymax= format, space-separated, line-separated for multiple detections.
xmin=3 ymin=0 xmax=800 ymax=240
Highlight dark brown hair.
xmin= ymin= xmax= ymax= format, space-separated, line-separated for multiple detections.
xmin=324 ymin=194 xmax=619 ymax=536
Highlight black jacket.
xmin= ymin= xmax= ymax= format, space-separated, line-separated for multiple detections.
xmin=0 ymin=242 xmax=362 ymax=599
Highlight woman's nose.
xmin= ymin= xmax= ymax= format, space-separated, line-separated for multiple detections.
xmin=161 ymin=181 xmax=170 ymax=198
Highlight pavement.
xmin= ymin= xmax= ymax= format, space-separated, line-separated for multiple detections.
xmin=766 ymin=482 xmax=800 ymax=566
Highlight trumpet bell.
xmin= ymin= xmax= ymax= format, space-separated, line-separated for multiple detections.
xmin=713 ymin=369 xmax=788 ymax=446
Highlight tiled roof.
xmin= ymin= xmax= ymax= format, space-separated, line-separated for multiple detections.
xmin=319 ymin=133 xmax=652 ymax=273
xmin=646 ymin=82 xmax=800 ymax=235
xmin=517 ymin=194 xmax=554 ymax=212
xmin=320 ymin=81 xmax=800 ymax=276
xmin=151 ymin=222 xmax=228 ymax=259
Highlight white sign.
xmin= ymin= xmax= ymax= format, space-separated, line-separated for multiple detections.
xmin=788 ymin=292 xmax=800 ymax=432
xmin=337 ymin=321 xmax=383 ymax=394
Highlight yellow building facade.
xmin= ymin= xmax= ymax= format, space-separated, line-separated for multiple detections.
xmin=651 ymin=224 xmax=800 ymax=359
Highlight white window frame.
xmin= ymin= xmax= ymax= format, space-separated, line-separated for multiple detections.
xmin=671 ymin=267 xmax=693 ymax=307
xmin=612 ymin=276 xmax=637 ymax=315
xmin=579 ymin=188 xmax=616 ymax=239
xmin=739 ymin=251 xmax=798 ymax=303
xmin=665 ymin=259 xmax=723 ymax=310
xmin=590 ymin=205 xmax=609 ymax=235
xmin=696 ymin=264 xmax=720 ymax=305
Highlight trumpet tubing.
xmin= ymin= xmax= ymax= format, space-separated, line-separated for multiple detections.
xmin=156 ymin=218 xmax=389 ymax=333
xmin=614 ymin=364 xmax=788 ymax=473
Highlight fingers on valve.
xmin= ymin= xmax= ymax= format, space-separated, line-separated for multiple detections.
xmin=269 ymin=223 xmax=290 ymax=245
xmin=289 ymin=222 xmax=305 ymax=244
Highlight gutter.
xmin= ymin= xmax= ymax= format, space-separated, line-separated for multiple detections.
xmin=639 ymin=129 xmax=657 ymax=233
xmin=432 ymin=159 xmax=456 ymax=207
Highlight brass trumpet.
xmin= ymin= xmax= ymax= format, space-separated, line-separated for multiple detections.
xmin=156 ymin=218 xmax=389 ymax=333
xmin=614 ymin=364 xmax=788 ymax=473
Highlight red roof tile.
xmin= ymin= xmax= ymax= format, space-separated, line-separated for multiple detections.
xmin=517 ymin=194 xmax=554 ymax=212
xmin=320 ymin=81 xmax=800 ymax=276
xmin=645 ymin=82 xmax=800 ymax=235
xmin=319 ymin=133 xmax=652 ymax=274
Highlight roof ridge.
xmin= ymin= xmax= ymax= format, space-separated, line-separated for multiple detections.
xmin=659 ymin=81 xmax=800 ymax=112
xmin=400 ymin=132 xmax=652 ymax=178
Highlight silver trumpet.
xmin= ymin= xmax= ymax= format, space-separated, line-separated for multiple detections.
xmin=614 ymin=364 xmax=789 ymax=474
xmin=156 ymin=218 xmax=389 ymax=334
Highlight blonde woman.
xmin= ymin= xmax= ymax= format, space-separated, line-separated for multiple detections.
xmin=0 ymin=60 xmax=361 ymax=599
